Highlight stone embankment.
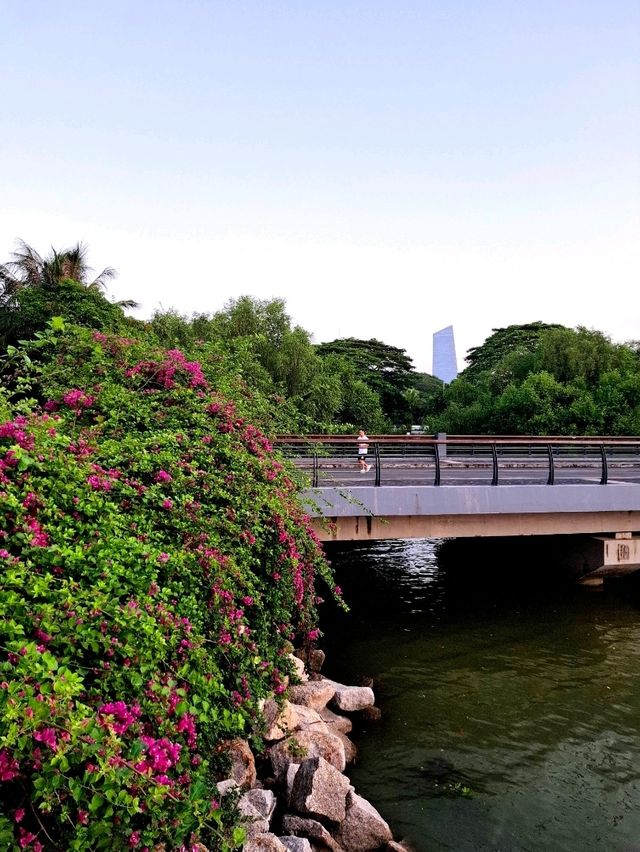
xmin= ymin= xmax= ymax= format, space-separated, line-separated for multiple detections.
xmin=217 ymin=654 xmax=408 ymax=851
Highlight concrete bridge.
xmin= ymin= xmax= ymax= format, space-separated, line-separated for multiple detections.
xmin=275 ymin=435 xmax=640 ymax=582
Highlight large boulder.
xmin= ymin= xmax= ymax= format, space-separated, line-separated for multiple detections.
xmin=281 ymin=815 xmax=342 ymax=852
xmin=290 ymin=756 xmax=350 ymax=824
xmin=219 ymin=737 xmax=256 ymax=788
xmin=279 ymin=836 xmax=312 ymax=852
xmin=243 ymin=835 xmax=288 ymax=852
xmin=288 ymin=680 xmax=336 ymax=711
xmin=288 ymin=653 xmax=309 ymax=683
xmin=326 ymin=681 xmax=375 ymax=713
xmin=318 ymin=706 xmax=353 ymax=735
xmin=269 ymin=728 xmax=346 ymax=781
xmin=291 ymin=704 xmax=329 ymax=733
xmin=334 ymin=791 xmax=393 ymax=851
xmin=263 ymin=699 xmax=300 ymax=741
xmin=241 ymin=788 xmax=277 ymax=821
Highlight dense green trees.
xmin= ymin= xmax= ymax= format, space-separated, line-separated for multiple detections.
xmin=432 ymin=323 xmax=640 ymax=435
xmin=5 ymin=240 xmax=640 ymax=437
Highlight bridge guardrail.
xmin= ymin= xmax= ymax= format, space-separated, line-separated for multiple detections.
xmin=272 ymin=436 xmax=640 ymax=487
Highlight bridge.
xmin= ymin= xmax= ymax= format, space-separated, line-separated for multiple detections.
xmin=275 ymin=435 xmax=640 ymax=582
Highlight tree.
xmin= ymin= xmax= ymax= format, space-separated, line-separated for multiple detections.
xmin=462 ymin=322 xmax=563 ymax=380
xmin=316 ymin=337 xmax=416 ymax=426
xmin=0 ymin=239 xmax=142 ymax=349
xmin=0 ymin=239 xmax=123 ymax=303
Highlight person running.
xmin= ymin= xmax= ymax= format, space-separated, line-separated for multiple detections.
xmin=357 ymin=430 xmax=371 ymax=472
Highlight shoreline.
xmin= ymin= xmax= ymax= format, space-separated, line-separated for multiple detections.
xmin=217 ymin=652 xmax=409 ymax=851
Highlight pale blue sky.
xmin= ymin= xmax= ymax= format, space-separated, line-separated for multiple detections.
xmin=1 ymin=1 xmax=638 ymax=373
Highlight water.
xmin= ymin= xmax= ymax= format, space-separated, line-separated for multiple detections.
xmin=320 ymin=539 xmax=640 ymax=852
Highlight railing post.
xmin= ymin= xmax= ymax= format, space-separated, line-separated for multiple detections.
xmin=434 ymin=441 xmax=441 ymax=486
xmin=600 ymin=444 xmax=608 ymax=485
xmin=374 ymin=443 xmax=381 ymax=486
xmin=491 ymin=443 xmax=499 ymax=485
xmin=313 ymin=451 xmax=318 ymax=488
xmin=547 ymin=444 xmax=555 ymax=485
xmin=437 ymin=433 xmax=447 ymax=458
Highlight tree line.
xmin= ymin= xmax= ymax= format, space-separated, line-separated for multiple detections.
xmin=2 ymin=240 xmax=639 ymax=436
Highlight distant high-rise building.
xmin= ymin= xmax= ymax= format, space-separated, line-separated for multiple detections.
xmin=432 ymin=325 xmax=458 ymax=384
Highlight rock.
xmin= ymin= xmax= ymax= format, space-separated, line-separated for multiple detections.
xmin=243 ymin=835 xmax=288 ymax=852
xmin=359 ymin=706 xmax=382 ymax=723
xmin=290 ymin=756 xmax=350 ymax=824
xmin=216 ymin=778 xmax=239 ymax=797
xmin=308 ymin=649 xmax=326 ymax=673
xmin=242 ymin=788 xmax=277 ymax=821
xmin=279 ymin=837 xmax=312 ymax=852
xmin=326 ymin=682 xmax=375 ymax=713
xmin=264 ymin=699 xmax=300 ymax=741
xmin=220 ymin=737 xmax=256 ymax=788
xmin=285 ymin=763 xmax=301 ymax=806
xmin=334 ymin=729 xmax=357 ymax=765
xmin=281 ymin=815 xmax=342 ymax=852
xmin=318 ymin=707 xmax=353 ymax=735
xmin=288 ymin=680 xmax=335 ymax=711
xmin=385 ymin=842 xmax=414 ymax=852
xmin=335 ymin=791 xmax=393 ymax=851
xmin=294 ymin=728 xmax=346 ymax=772
xmin=291 ymin=704 xmax=330 ymax=733
xmin=238 ymin=794 xmax=270 ymax=839
xmin=269 ymin=728 xmax=346 ymax=781
xmin=289 ymin=653 xmax=309 ymax=682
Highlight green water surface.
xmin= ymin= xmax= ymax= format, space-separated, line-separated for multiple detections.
xmin=321 ymin=539 xmax=640 ymax=852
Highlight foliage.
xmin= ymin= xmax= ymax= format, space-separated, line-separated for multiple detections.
xmin=0 ymin=241 xmax=139 ymax=351
xmin=462 ymin=322 xmax=562 ymax=380
xmin=315 ymin=337 xmax=417 ymax=428
xmin=0 ymin=323 xmax=338 ymax=850
xmin=432 ymin=324 xmax=640 ymax=435
xmin=0 ymin=280 xmax=130 ymax=351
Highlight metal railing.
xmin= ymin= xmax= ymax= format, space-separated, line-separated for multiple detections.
xmin=273 ymin=435 xmax=640 ymax=488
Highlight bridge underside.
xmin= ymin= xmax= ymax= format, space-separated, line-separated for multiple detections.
xmin=302 ymin=484 xmax=640 ymax=543
xmin=311 ymin=510 xmax=640 ymax=541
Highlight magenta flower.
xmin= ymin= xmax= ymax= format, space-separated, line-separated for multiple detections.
xmin=97 ymin=701 xmax=141 ymax=735
xmin=154 ymin=470 xmax=172 ymax=483
xmin=33 ymin=727 xmax=57 ymax=750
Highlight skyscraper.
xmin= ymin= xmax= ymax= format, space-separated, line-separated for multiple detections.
xmin=432 ymin=325 xmax=458 ymax=384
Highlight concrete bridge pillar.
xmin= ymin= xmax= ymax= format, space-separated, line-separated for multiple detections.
xmin=575 ymin=532 xmax=640 ymax=585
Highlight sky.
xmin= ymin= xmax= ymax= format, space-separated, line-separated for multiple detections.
xmin=1 ymin=1 xmax=639 ymax=374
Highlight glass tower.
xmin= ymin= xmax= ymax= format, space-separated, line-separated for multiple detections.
xmin=432 ymin=325 xmax=458 ymax=384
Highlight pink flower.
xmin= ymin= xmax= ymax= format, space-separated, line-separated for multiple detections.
xmin=62 ymin=389 xmax=95 ymax=410
xmin=33 ymin=727 xmax=57 ymax=750
xmin=154 ymin=470 xmax=172 ymax=483
xmin=162 ymin=498 xmax=173 ymax=510
xmin=77 ymin=810 xmax=89 ymax=825
xmin=97 ymin=702 xmax=141 ymax=736
xmin=128 ymin=831 xmax=140 ymax=847
xmin=14 ymin=808 xmax=25 ymax=823
xmin=18 ymin=828 xmax=38 ymax=849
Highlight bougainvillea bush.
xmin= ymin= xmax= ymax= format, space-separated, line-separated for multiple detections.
xmin=0 ymin=324 xmax=337 ymax=850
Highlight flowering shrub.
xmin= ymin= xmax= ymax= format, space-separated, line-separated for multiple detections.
xmin=0 ymin=326 xmax=337 ymax=850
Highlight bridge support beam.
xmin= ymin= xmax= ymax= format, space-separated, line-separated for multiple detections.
xmin=310 ymin=512 xmax=640 ymax=542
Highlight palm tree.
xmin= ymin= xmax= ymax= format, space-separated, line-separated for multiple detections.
xmin=0 ymin=239 xmax=137 ymax=308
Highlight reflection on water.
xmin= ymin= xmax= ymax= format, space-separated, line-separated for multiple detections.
xmin=321 ymin=539 xmax=640 ymax=852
